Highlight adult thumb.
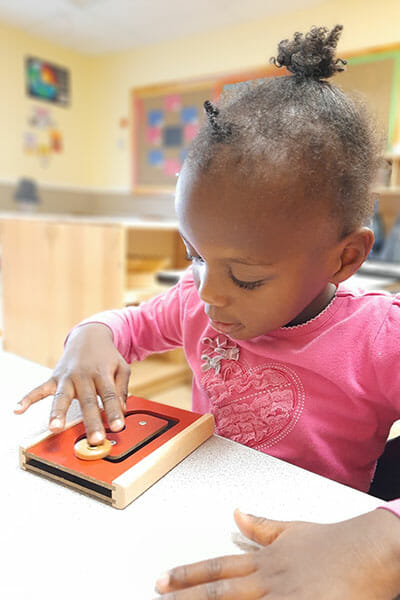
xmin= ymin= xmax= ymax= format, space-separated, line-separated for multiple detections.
xmin=234 ymin=508 xmax=294 ymax=546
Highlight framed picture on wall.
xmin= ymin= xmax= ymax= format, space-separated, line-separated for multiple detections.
xmin=25 ymin=56 xmax=70 ymax=107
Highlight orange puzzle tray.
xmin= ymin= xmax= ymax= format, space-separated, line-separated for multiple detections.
xmin=20 ymin=395 xmax=214 ymax=509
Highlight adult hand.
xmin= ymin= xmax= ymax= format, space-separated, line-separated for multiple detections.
xmin=14 ymin=323 xmax=131 ymax=445
xmin=155 ymin=507 xmax=400 ymax=599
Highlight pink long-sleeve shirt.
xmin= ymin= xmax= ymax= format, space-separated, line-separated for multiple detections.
xmin=82 ymin=268 xmax=400 ymax=494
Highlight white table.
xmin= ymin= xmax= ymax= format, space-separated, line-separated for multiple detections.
xmin=2 ymin=351 xmax=381 ymax=599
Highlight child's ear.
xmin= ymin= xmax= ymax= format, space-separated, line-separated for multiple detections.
xmin=329 ymin=227 xmax=375 ymax=285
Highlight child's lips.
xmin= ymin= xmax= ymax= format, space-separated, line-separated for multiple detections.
xmin=209 ymin=319 xmax=241 ymax=334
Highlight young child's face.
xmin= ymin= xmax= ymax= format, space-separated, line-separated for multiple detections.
xmin=176 ymin=164 xmax=342 ymax=340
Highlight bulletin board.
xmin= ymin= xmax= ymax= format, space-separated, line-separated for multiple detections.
xmin=131 ymin=45 xmax=400 ymax=193
xmin=132 ymin=80 xmax=218 ymax=193
xmin=131 ymin=64 xmax=281 ymax=193
xmin=337 ymin=48 xmax=400 ymax=150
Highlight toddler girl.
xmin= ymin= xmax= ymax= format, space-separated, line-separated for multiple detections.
xmin=16 ymin=25 xmax=400 ymax=599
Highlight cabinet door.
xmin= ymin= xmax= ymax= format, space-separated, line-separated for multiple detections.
xmin=1 ymin=219 xmax=125 ymax=367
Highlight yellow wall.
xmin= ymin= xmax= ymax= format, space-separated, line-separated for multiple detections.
xmin=1 ymin=0 xmax=400 ymax=191
xmin=0 ymin=20 xmax=94 ymax=188
xmin=88 ymin=0 xmax=400 ymax=189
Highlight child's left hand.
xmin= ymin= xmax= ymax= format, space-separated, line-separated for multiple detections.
xmin=154 ymin=508 xmax=400 ymax=599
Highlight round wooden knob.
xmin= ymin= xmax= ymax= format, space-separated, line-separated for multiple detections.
xmin=74 ymin=437 xmax=112 ymax=461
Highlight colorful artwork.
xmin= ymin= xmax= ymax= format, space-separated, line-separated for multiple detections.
xmin=146 ymin=126 xmax=162 ymax=145
xmin=134 ymin=82 xmax=216 ymax=190
xmin=181 ymin=106 xmax=198 ymax=123
xmin=26 ymin=57 xmax=70 ymax=106
xmin=23 ymin=106 xmax=64 ymax=167
xmin=147 ymin=109 xmax=164 ymax=127
xmin=163 ymin=125 xmax=183 ymax=147
xmin=164 ymin=94 xmax=181 ymax=112
xmin=143 ymin=101 xmax=199 ymax=179
xmin=184 ymin=123 xmax=199 ymax=142
xmin=49 ymin=129 xmax=63 ymax=153
xmin=148 ymin=149 xmax=164 ymax=166
xmin=163 ymin=158 xmax=181 ymax=177
xmin=133 ymin=67 xmax=284 ymax=190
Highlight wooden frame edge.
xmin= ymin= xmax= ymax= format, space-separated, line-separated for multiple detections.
xmin=112 ymin=414 xmax=214 ymax=509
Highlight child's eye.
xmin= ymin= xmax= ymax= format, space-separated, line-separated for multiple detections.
xmin=185 ymin=255 xmax=265 ymax=290
xmin=230 ymin=271 xmax=265 ymax=290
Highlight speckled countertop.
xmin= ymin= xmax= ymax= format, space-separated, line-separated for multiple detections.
xmin=3 ymin=351 xmax=380 ymax=599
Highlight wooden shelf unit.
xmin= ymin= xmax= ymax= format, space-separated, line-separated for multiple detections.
xmin=0 ymin=215 xmax=188 ymax=371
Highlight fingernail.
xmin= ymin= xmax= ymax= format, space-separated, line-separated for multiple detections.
xmin=90 ymin=431 xmax=104 ymax=444
xmin=155 ymin=572 xmax=170 ymax=592
xmin=111 ymin=418 xmax=124 ymax=430
xmin=235 ymin=508 xmax=252 ymax=520
xmin=50 ymin=418 xmax=63 ymax=430
xmin=14 ymin=402 xmax=23 ymax=413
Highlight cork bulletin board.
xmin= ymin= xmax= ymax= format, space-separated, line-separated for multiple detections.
xmin=131 ymin=46 xmax=400 ymax=193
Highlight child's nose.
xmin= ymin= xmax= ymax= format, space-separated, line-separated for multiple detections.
xmin=197 ymin=268 xmax=229 ymax=307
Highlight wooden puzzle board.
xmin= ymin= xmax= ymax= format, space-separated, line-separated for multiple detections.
xmin=21 ymin=396 xmax=214 ymax=508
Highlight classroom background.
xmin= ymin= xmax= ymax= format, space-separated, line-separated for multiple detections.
xmin=0 ymin=0 xmax=400 ymax=416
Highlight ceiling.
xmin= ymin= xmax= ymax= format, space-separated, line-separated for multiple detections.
xmin=0 ymin=0 xmax=325 ymax=54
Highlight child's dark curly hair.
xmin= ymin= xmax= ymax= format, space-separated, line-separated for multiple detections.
xmin=186 ymin=25 xmax=382 ymax=238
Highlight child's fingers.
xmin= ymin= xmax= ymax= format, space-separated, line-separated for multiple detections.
xmin=94 ymin=374 xmax=125 ymax=431
xmin=14 ymin=378 xmax=58 ymax=414
xmin=154 ymin=573 xmax=266 ymax=599
xmin=114 ymin=362 xmax=131 ymax=410
xmin=155 ymin=553 xmax=259 ymax=594
xmin=234 ymin=509 xmax=293 ymax=546
xmin=73 ymin=377 xmax=106 ymax=445
xmin=49 ymin=377 xmax=75 ymax=432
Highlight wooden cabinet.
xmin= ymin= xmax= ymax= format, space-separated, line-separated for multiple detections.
xmin=0 ymin=215 xmax=188 ymax=375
